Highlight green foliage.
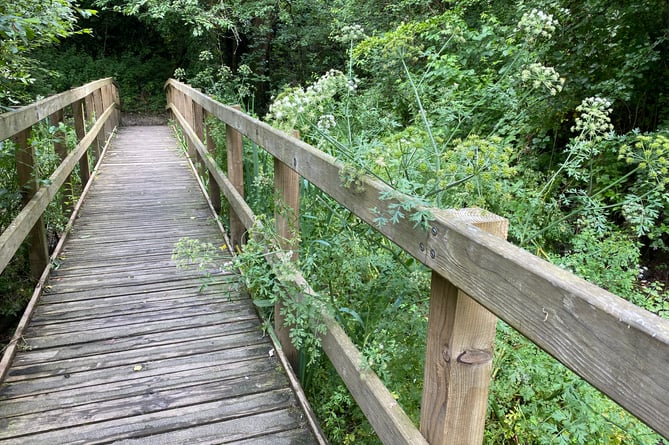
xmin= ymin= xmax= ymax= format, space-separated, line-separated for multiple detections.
xmin=299 ymin=215 xmax=430 ymax=443
xmin=33 ymin=45 xmax=172 ymax=112
xmin=17 ymin=0 xmax=665 ymax=442
xmin=232 ymin=221 xmax=328 ymax=362
xmin=487 ymin=323 xmax=660 ymax=445
xmin=259 ymin=2 xmax=668 ymax=443
xmin=0 ymin=118 xmax=82 ymax=319
xmin=0 ymin=0 xmax=96 ymax=107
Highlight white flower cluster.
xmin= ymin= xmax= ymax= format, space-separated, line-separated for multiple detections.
xmin=517 ymin=9 xmax=559 ymax=41
xmin=173 ymin=67 xmax=186 ymax=81
xmin=268 ymin=69 xmax=349 ymax=123
xmin=572 ymin=97 xmax=614 ymax=139
xmin=317 ymin=114 xmax=336 ymax=132
xmin=198 ymin=50 xmax=213 ymax=62
xmin=238 ymin=64 xmax=253 ymax=76
xmin=333 ymin=24 xmax=366 ymax=43
xmin=520 ymin=63 xmax=565 ymax=95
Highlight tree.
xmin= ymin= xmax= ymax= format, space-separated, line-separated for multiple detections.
xmin=0 ymin=0 xmax=95 ymax=107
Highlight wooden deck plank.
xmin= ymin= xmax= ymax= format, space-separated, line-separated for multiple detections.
xmin=11 ymin=321 xmax=262 ymax=366
xmin=0 ymin=391 xmax=300 ymax=444
xmin=0 ymin=126 xmax=319 ymax=443
xmin=2 ymin=346 xmax=272 ymax=399
xmin=0 ymin=357 xmax=278 ymax=418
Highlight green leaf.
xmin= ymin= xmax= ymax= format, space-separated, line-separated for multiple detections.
xmin=253 ymin=299 xmax=276 ymax=308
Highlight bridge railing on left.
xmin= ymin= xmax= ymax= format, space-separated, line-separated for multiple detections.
xmin=0 ymin=78 xmax=120 ymax=380
xmin=0 ymin=78 xmax=120 ymax=281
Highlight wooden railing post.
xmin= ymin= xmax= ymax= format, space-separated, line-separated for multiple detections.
xmin=72 ymin=99 xmax=90 ymax=185
xmin=192 ymin=98 xmax=206 ymax=177
xmin=101 ymin=84 xmax=113 ymax=136
xmin=49 ymin=109 xmax=73 ymax=214
xmin=226 ymin=105 xmax=245 ymax=251
xmin=112 ymin=82 xmax=121 ymax=127
xmin=273 ymin=130 xmax=301 ymax=370
xmin=205 ymin=112 xmax=221 ymax=213
xmin=420 ymin=209 xmax=508 ymax=445
xmin=92 ymin=88 xmax=105 ymax=158
xmin=183 ymin=90 xmax=196 ymax=159
xmin=13 ymin=128 xmax=49 ymax=280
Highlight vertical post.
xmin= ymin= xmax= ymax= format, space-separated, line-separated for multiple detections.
xmin=181 ymin=90 xmax=196 ymax=159
xmin=49 ymin=109 xmax=73 ymax=214
xmin=205 ymin=112 xmax=221 ymax=213
xmin=92 ymin=88 xmax=105 ymax=158
xmin=101 ymin=83 xmax=113 ymax=135
xmin=165 ymin=84 xmax=173 ymax=120
xmin=420 ymin=209 xmax=508 ymax=445
xmin=13 ymin=128 xmax=49 ymax=280
xmin=273 ymin=130 xmax=301 ymax=370
xmin=72 ymin=99 xmax=90 ymax=185
xmin=192 ymin=98 xmax=205 ymax=177
xmin=226 ymin=105 xmax=245 ymax=252
xmin=112 ymin=82 xmax=121 ymax=127
xmin=84 ymin=93 xmax=95 ymax=128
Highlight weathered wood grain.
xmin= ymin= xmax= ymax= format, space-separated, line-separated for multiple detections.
xmin=0 ymin=125 xmax=321 ymax=444
xmin=3 ymin=344 xmax=272 ymax=398
xmin=0 ymin=78 xmax=113 ymax=140
xmin=226 ymin=105 xmax=245 ymax=250
xmin=0 ymin=357 xmax=277 ymax=417
xmin=0 ymin=370 xmax=288 ymax=438
xmin=0 ymin=102 xmax=115 ymax=275
xmin=421 ymin=212 xmax=507 ymax=445
xmin=274 ymin=142 xmax=301 ymax=370
xmin=0 ymin=390 xmax=300 ymax=444
xmin=166 ymin=79 xmax=669 ymax=439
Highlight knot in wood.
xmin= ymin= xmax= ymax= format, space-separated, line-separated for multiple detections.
xmin=442 ymin=346 xmax=451 ymax=363
xmin=457 ymin=349 xmax=492 ymax=366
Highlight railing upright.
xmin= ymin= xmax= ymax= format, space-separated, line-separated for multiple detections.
xmin=205 ymin=112 xmax=222 ymax=213
xmin=274 ymin=130 xmax=301 ymax=369
xmin=92 ymin=88 xmax=105 ymax=157
xmin=13 ymin=127 xmax=50 ymax=280
xmin=192 ymin=97 xmax=206 ymax=178
xmin=420 ymin=211 xmax=507 ymax=444
xmin=101 ymin=84 xmax=114 ymax=136
xmin=226 ymin=105 xmax=245 ymax=251
xmin=71 ymin=99 xmax=90 ymax=185
xmin=49 ymin=109 xmax=73 ymax=215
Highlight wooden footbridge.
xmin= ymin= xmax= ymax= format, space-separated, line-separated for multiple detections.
xmin=0 ymin=79 xmax=668 ymax=444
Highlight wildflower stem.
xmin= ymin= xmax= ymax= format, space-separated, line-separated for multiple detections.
xmin=401 ymin=57 xmax=440 ymax=173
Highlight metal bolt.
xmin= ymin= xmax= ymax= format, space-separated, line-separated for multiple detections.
xmin=293 ymin=157 xmax=297 ymax=168
xmin=419 ymin=242 xmax=425 ymax=252
xmin=431 ymin=226 xmax=438 ymax=236
xmin=430 ymin=249 xmax=436 ymax=259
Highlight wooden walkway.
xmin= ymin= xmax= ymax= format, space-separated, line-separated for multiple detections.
xmin=0 ymin=126 xmax=320 ymax=444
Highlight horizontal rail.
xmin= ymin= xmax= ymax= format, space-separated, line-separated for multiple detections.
xmin=170 ymin=99 xmax=428 ymax=444
xmin=167 ymin=104 xmax=255 ymax=229
xmin=0 ymin=78 xmax=114 ymax=141
xmin=0 ymin=104 xmax=115 ymax=275
xmin=166 ymin=79 xmax=669 ymax=439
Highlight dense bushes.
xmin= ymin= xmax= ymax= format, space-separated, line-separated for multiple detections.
xmin=2 ymin=0 xmax=668 ymax=442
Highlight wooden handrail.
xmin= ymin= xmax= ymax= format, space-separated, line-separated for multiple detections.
xmin=168 ymin=98 xmax=428 ymax=444
xmin=0 ymin=78 xmax=114 ymax=141
xmin=0 ymin=78 xmax=120 ymax=278
xmin=165 ymin=79 xmax=669 ymax=442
